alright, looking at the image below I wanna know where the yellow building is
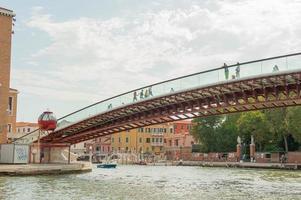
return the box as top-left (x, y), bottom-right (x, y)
top-left (111, 123), bottom-right (174, 154)
top-left (0, 7), bottom-right (16, 143)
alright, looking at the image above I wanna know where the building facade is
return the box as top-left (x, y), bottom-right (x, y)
top-left (7, 88), bottom-right (18, 134)
top-left (7, 122), bottom-right (38, 142)
top-left (0, 7), bottom-right (15, 143)
top-left (109, 121), bottom-right (194, 156)
top-left (164, 120), bottom-right (195, 160)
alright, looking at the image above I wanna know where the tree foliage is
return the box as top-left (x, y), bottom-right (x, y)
top-left (192, 107), bottom-right (301, 153)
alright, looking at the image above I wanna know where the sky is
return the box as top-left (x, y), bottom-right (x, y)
top-left (1, 0), bottom-right (301, 122)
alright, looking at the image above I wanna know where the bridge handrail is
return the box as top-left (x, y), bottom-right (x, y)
top-left (57, 52), bottom-right (301, 121)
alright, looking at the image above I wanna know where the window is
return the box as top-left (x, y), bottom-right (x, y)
top-left (126, 137), bottom-right (129, 143)
top-left (175, 139), bottom-right (179, 146)
top-left (7, 124), bottom-right (12, 133)
top-left (155, 138), bottom-right (159, 142)
top-left (119, 137), bottom-right (121, 143)
top-left (139, 138), bottom-right (142, 143)
top-left (164, 139), bottom-right (167, 143)
top-left (27, 128), bottom-right (30, 132)
top-left (23, 128), bottom-right (25, 133)
top-left (141, 128), bottom-right (144, 133)
top-left (126, 147), bottom-right (128, 151)
top-left (17, 128), bottom-right (20, 133)
top-left (159, 138), bottom-right (162, 143)
top-left (152, 138), bottom-right (155, 142)
top-left (112, 138), bottom-right (114, 143)
top-left (170, 128), bottom-right (173, 133)
top-left (146, 138), bottom-right (150, 143)
top-left (8, 97), bottom-right (13, 115)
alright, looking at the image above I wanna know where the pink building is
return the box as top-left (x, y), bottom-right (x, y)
top-left (164, 120), bottom-right (195, 148)
top-left (85, 135), bottom-right (111, 155)
top-left (164, 120), bottom-right (196, 160)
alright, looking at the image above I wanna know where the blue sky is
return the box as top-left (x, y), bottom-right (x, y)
top-left (1, 0), bottom-right (301, 122)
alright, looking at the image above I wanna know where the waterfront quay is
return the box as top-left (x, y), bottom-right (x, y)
top-left (0, 162), bottom-right (91, 176)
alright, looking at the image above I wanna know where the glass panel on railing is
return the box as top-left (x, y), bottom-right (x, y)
top-left (239, 62), bottom-right (262, 78)
top-left (261, 57), bottom-right (287, 74)
top-left (199, 70), bottom-right (220, 86)
top-left (163, 79), bottom-right (182, 94)
top-left (287, 55), bottom-right (301, 70)
top-left (179, 74), bottom-right (199, 91)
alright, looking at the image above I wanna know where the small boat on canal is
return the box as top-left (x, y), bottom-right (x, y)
top-left (97, 163), bottom-right (117, 168)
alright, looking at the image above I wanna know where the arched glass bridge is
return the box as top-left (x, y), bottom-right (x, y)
top-left (14, 53), bottom-right (301, 144)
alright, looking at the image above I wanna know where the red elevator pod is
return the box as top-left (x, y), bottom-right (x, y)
top-left (38, 111), bottom-right (57, 131)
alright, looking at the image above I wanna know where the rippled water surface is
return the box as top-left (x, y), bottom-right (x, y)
top-left (0, 165), bottom-right (301, 200)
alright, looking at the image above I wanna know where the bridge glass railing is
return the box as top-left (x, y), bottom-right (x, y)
top-left (51, 53), bottom-right (301, 131)
top-left (13, 53), bottom-right (301, 144)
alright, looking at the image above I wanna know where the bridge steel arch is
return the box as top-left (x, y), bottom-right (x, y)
top-left (41, 70), bottom-right (301, 144)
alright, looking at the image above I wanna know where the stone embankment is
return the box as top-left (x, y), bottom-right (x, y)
top-left (146, 161), bottom-right (301, 170)
top-left (0, 162), bottom-right (92, 176)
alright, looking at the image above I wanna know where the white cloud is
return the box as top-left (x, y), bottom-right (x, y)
top-left (13, 0), bottom-right (301, 120)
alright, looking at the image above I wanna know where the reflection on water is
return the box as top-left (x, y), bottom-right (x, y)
top-left (0, 165), bottom-right (300, 200)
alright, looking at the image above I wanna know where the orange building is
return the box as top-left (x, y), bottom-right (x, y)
top-left (0, 7), bottom-right (16, 143)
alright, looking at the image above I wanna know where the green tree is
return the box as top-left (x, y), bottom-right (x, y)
top-left (287, 107), bottom-right (301, 144)
top-left (265, 108), bottom-right (290, 152)
top-left (237, 111), bottom-right (270, 151)
top-left (191, 115), bottom-right (223, 152)
top-left (215, 113), bottom-right (240, 152)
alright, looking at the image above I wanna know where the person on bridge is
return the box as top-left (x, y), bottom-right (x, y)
top-left (273, 65), bottom-right (279, 72)
top-left (224, 63), bottom-right (229, 80)
top-left (133, 91), bottom-right (138, 102)
top-left (144, 89), bottom-right (149, 98)
top-left (140, 89), bottom-right (144, 99)
top-left (149, 86), bottom-right (153, 97)
top-left (236, 62), bottom-right (240, 78)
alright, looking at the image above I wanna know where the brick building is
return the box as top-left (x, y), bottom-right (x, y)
top-left (0, 7), bottom-right (16, 143)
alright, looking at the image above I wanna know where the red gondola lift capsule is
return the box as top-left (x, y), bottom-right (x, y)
top-left (38, 111), bottom-right (57, 131)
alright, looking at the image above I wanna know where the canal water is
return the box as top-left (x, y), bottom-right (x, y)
top-left (0, 165), bottom-right (300, 200)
